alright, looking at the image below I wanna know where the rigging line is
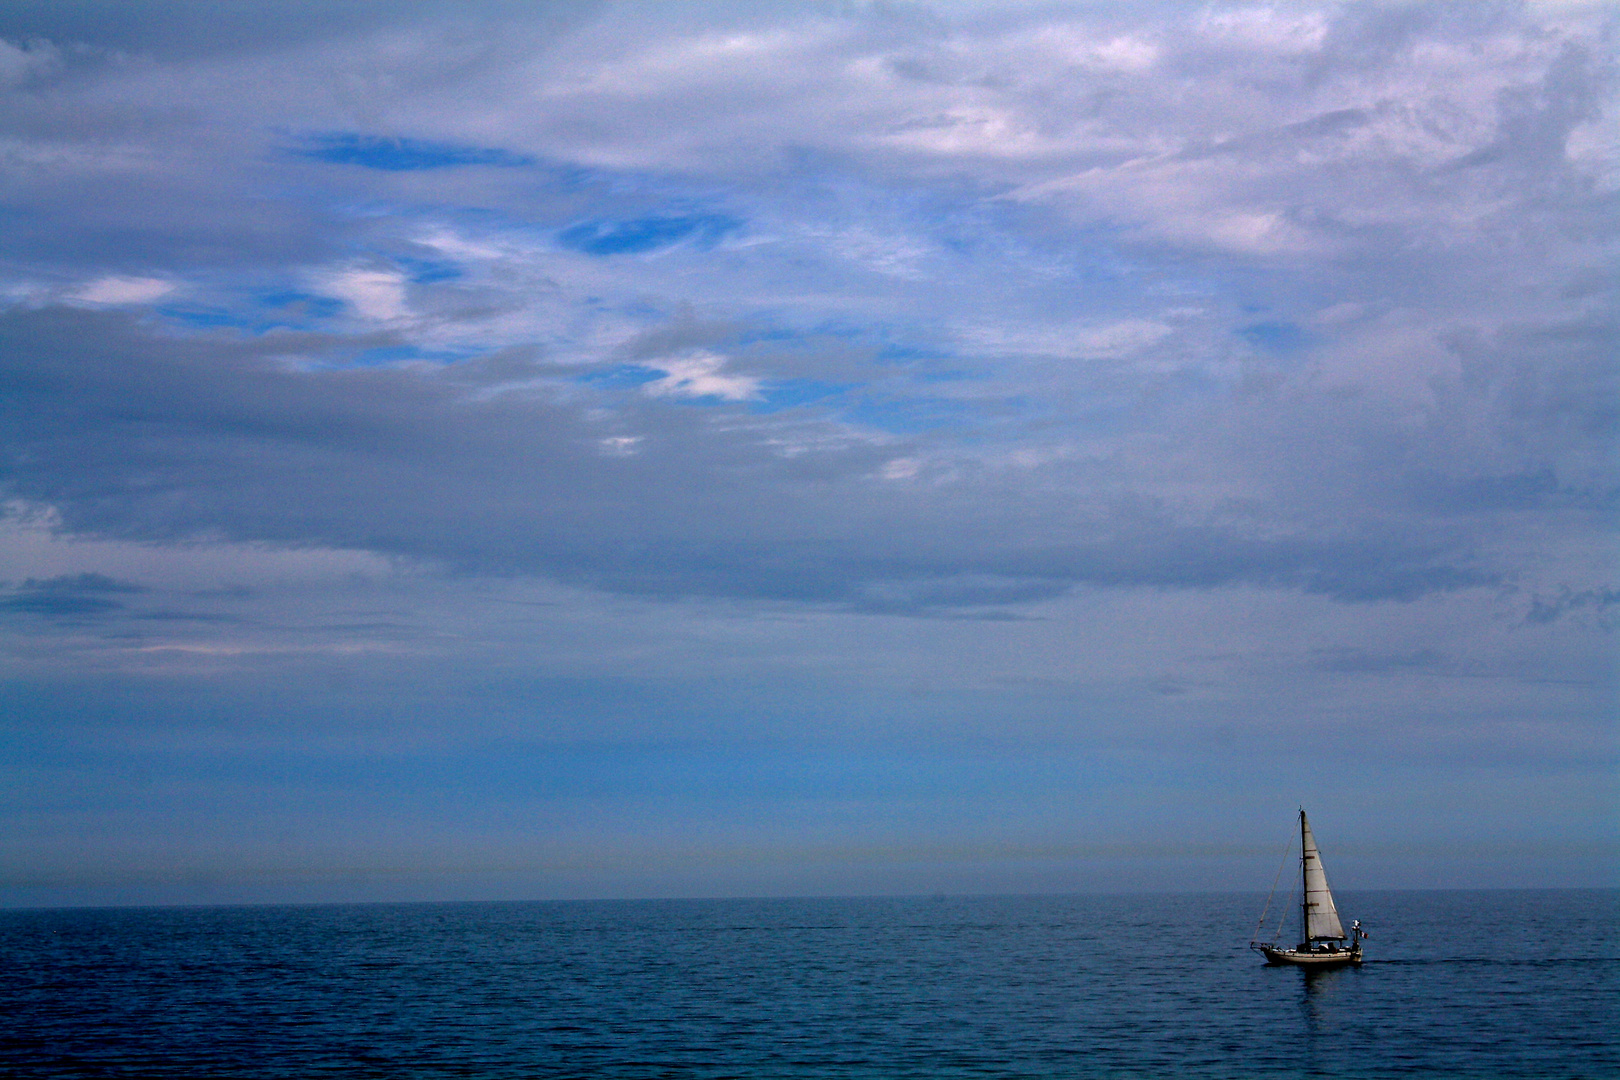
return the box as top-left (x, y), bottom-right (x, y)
top-left (1251, 833), bottom-right (1295, 944)
top-left (1276, 882), bottom-right (1296, 943)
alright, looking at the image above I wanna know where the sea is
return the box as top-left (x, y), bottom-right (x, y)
top-left (1, 889), bottom-right (1614, 1079)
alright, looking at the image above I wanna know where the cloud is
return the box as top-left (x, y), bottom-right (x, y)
top-left (0, 2), bottom-right (1613, 900)
top-left (69, 276), bottom-right (176, 305)
top-left (1311, 647), bottom-right (1446, 674)
top-left (1525, 587), bottom-right (1620, 628)
top-left (641, 350), bottom-right (760, 401)
top-left (0, 3), bottom-right (1607, 627)
top-left (0, 571), bottom-right (144, 618)
top-left (0, 306), bottom-right (1526, 615)
top-left (314, 268), bottom-right (410, 323)
top-left (0, 36), bottom-right (58, 87)
top-left (960, 319), bottom-right (1173, 359)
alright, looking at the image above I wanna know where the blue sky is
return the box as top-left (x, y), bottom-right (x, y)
top-left (0, 1), bottom-right (1614, 906)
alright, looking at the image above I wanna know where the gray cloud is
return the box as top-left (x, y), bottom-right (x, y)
top-left (1311, 646), bottom-right (1447, 675)
top-left (1525, 586), bottom-right (1620, 627)
top-left (0, 570), bottom-right (144, 617)
top-left (0, 306), bottom-right (1517, 614)
top-left (0, 2), bottom-right (1608, 620)
top-left (0, 1), bottom-right (1613, 901)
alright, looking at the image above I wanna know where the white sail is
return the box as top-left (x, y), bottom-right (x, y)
top-left (1301, 813), bottom-right (1346, 940)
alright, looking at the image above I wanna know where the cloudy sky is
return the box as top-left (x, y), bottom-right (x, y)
top-left (0, 1), bottom-right (1614, 906)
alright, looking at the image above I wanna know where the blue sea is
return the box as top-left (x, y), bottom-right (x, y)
top-left (2, 890), bottom-right (1615, 1078)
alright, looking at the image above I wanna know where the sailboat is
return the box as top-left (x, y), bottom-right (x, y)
top-left (1250, 809), bottom-right (1368, 967)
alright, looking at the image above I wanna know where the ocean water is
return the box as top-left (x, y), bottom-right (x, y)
top-left (1, 890), bottom-right (1614, 1079)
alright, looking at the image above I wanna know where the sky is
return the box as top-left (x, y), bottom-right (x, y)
top-left (0, 0), bottom-right (1614, 907)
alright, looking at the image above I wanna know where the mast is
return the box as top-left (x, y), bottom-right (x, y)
top-left (1299, 807), bottom-right (1309, 947)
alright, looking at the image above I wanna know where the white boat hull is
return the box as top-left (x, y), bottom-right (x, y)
top-left (1259, 944), bottom-right (1361, 968)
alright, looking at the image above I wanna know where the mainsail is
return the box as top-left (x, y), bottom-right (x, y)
top-left (1301, 812), bottom-right (1346, 940)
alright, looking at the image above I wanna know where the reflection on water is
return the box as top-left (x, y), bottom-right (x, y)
top-left (1298, 963), bottom-right (1354, 1073)
top-left (1255, 963), bottom-right (1353, 1078)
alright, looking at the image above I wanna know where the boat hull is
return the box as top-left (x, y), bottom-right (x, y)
top-left (1259, 945), bottom-right (1361, 968)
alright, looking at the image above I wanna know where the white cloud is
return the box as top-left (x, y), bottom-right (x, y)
top-left (879, 105), bottom-right (1052, 159)
top-left (642, 351), bottom-right (760, 401)
top-left (959, 319), bottom-right (1173, 359)
top-left (814, 224), bottom-right (936, 279)
top-left (599, 435), bottom-right (642, 456)
top-left (416, 229), bottom-right (506, 264)
top-left (316, 267), bottom-right (410, 322)
top-left (880, 457), bottom-right (921, 481)
top-left (1019, 25), bottom-right (1162, 72)
top-left (1195, 6), bottom-right (1329, 53)
top-left (69, 276), bottom-right (176, 305)
top-left (602, 27), bottom-right (813, 94)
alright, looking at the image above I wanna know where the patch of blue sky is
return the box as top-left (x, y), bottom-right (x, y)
top-left (155, 291), bottom-right (345, 334)
top-left (557, 214), bottom-right (741, 256)
top-left (578, 364), bottom-right (664, 390)
top-left (843, 393), bottom-right (980, 435)
top-left (1238, 320), bottom-right (1311, 353)
top-left (877, 344), bottom-right (952, 363)
top-left (59, 740), bottom-right (1131, 812)
top-left (797, 319), bottom-right (872, 341)
top-left (748, 380), bottom-right (853, 415)
top-left (392, 256), bottom-right (462, 284)
top-left (292, 132), bottom-right (535, 171)
top-left (726, 326), bottom-right (815, 346)
top-left (154, 304), bottom-right (252, 330)
top-left (350, 345), bottom-right (465, 367)
top-left (257, 291), bottom-right (346, 321)
top-left (867, 343), bottom-right (983, 386)
top-left (912, 367), bottom-right (980, 385)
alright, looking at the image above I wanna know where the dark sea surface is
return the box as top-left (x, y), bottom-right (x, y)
top-left (1, 890), bottom-right (1615, 1079)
